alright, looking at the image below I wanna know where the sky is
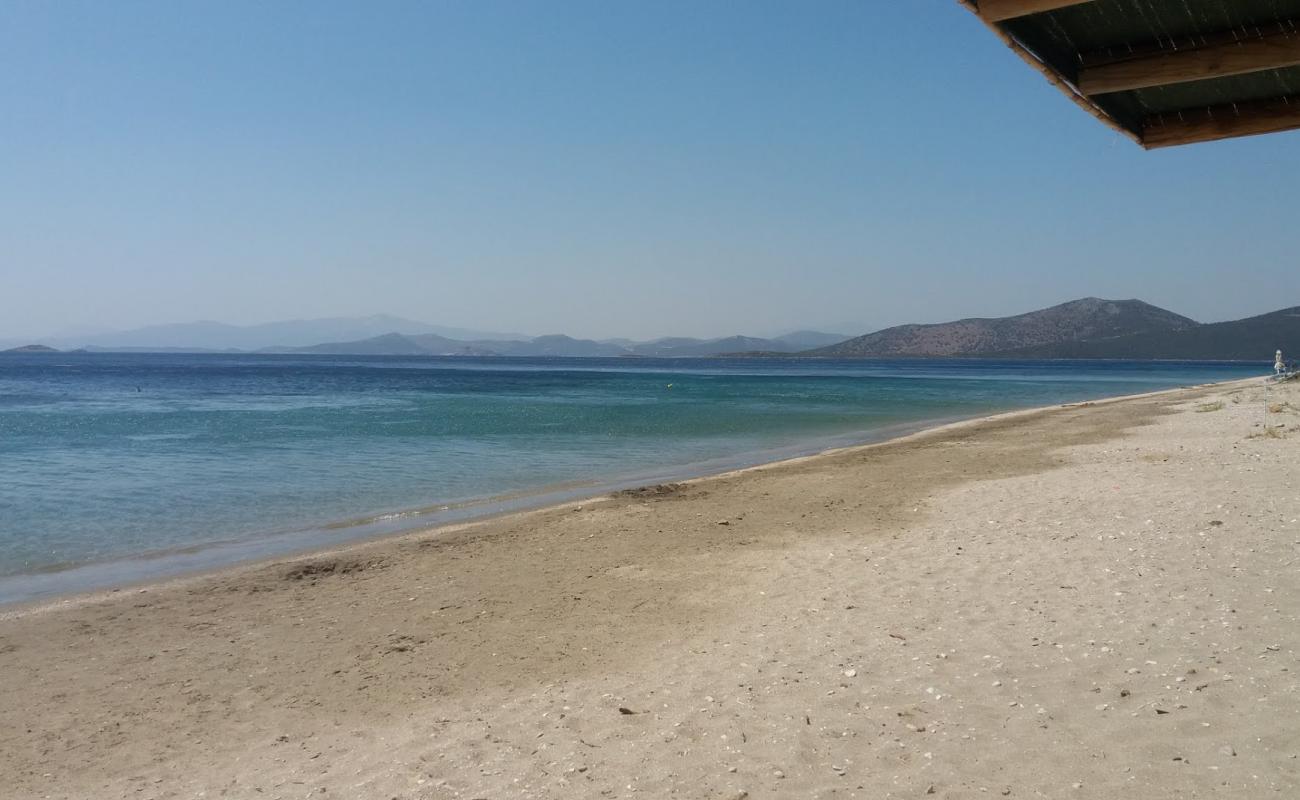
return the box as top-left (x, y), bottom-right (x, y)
top-left (2, 1), bottom-right (1298, 342)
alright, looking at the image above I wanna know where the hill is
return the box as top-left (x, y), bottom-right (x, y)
top-left (993, 307), bottom-right (1300, 361)
top-left (807, 298), bottom-right (1198, 358)
top-left (1, 344), bottom-right (59, 353)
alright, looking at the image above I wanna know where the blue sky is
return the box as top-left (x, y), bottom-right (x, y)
top-left (2, 0), bottom-right (1297, 341)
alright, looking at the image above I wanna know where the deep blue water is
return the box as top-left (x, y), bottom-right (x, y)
top-left (0, 353), bottom-right (1265, 602)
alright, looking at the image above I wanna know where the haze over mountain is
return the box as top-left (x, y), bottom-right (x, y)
top-left (0, 316), bottom-right (528, 353)
top-left (808, 299), bottom-right (1198, 358)
top-left (268, 333), bottom-right (497, 357)
top-left (772, 330), bottom-right (856, 350)
top-left (1, 315), bottom-right (850, 357)
top-left (4, 300), bottom-right (1294, 361)
top-left (264, 332), bottom-right (847, 358)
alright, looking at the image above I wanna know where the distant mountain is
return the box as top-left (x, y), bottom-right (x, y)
top-left (406, 334), bottom-right (499, 356)
top-left (5, 312), bottom-right (855, 357)
top-left (267, 332), bottom-right (626, 357)
top-left (268, 332), bottom-right (498, 356)
top-left (629, 336), bottom-right (780, 357)
top-left (772, 330), bottom-right (851, 349)
top-left (32, 315), bottom-right (529, 352)
top-left (78, 345), bottom-right (238, 353)
top-left (624, 337), bottom-right (702, 356)
top-left (26, 301), bottom-right (1284, 361)
top-left (489, 334), bottom-right (629, 357)
top-left (993, 306), bottom-right (1300, 361)
top-left (1, 344), bottom-right (59, 353)
top-left (625, 332), bottom-right (847, 357)
top-left (264, 331), bottom-right (850, 358)
top-left (808, 299), bottom-right (1198, 358)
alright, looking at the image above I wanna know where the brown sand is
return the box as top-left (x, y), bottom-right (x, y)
top-left (1, 379), bottom-right (1297, 799)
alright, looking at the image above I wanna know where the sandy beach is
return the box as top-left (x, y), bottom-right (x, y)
top-left (2, 377), bottom-right (1297, 799)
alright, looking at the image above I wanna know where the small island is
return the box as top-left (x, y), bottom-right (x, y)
top-left (1, 344), bottom-right (59, 353)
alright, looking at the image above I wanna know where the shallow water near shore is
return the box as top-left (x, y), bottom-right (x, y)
top-left (0, 353), bottom-right (1263, 603)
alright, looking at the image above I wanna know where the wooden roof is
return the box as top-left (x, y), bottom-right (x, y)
top-left (963, 1), bottom-right (1300, 147)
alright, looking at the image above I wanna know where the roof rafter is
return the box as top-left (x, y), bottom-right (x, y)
top-left (1143, 95), bottom-right (1300, 148)
top-left (976, 0), bottom-right (1094, 23)
top-left (1079, 26), bottom-right (1300, 95)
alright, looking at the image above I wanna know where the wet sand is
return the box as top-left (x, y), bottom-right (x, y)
top-left (1, 377), bottom-right (1296, 799)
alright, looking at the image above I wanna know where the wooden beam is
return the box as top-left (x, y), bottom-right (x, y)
top-left (1080, 29), bottom-right (1300, 95)
top-left (1142, 95), bottom-right (1300, 148)
top-left (977, 0), bottom-right (1093, 23)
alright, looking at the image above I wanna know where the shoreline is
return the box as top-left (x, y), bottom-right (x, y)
top-left (2, 374), bottom-right (1295, 799)
top-left (0, 375), bottom-right (1257, 619)
top-left (0, 414), bottom-right (967, 611)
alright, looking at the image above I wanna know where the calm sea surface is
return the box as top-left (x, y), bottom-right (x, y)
top-left (0, 353), bottom-right (1264, 603)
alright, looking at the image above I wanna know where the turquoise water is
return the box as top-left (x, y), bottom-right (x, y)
top-left (0, 353), bottom-right (1263, 603)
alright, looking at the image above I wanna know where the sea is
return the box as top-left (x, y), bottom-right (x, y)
top-left (0, 352), bottom-right (1265, 604)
